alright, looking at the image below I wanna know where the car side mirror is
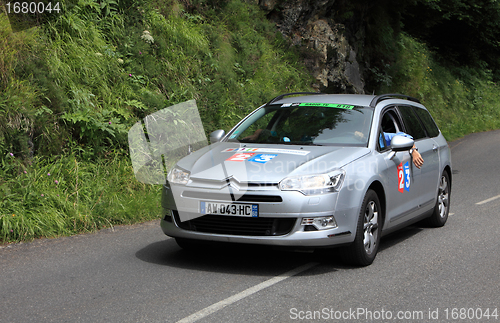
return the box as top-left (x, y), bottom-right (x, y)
top-left (210, 129), bottom-right (225, 144)
top-left (388, 135), bottom-right (414, 160)
top-left (391, 135), bottom-right (414, 151)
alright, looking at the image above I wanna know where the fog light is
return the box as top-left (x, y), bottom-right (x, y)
top-left (301, 216), bottom-right (337, 230)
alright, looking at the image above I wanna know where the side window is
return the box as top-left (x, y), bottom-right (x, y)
top-left (381, 113), bottom-right (398, 133)
top-left (414, 107), bottom-right (440, 138)
top-left (398, 105), bottom-right (427, 140)
top-left (378, 109), bottom-right (402, 150)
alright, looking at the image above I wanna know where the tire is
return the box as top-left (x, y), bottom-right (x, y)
top-left (341, 189), bottom-right (382, 266)
top-left (426, 171), bottom-right (450, 227)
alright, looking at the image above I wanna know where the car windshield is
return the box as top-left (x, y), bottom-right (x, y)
top-left (227, 103), bottom-right (373, 146)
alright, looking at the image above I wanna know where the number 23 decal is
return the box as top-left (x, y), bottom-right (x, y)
top-left (397, 161), bottom-right (411, 193)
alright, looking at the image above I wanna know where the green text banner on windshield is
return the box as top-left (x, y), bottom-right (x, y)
top-left (298, 103), bottom-right (354, 109)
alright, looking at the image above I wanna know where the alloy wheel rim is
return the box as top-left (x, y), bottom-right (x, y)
top-left (438, 175), bottom-right (449, 218)
top-left (363, 201), bottom-right (379, 255)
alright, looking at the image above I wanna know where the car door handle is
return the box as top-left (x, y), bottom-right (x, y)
top-left (433, 145), bottom-right (438, 152)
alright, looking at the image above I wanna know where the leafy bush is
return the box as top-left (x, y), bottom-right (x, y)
top-left (380, 34), bottom-right (500, 141)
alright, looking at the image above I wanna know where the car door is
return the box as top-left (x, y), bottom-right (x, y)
top-left (412, 106), bottom-right (442, 208)
top-left (398, 105), bottom-right (440, 211)
top-left (377, 108), bottom-right (422, 228)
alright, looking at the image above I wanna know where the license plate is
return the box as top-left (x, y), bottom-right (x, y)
top-left (200, 201), bottom-right (258, 217)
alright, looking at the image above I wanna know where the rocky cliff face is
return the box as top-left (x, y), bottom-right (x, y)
top-left (257, 0), bottom-right (366, 94)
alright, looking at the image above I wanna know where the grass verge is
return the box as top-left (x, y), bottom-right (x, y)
top-left (0, 152), bottom-right (160, 243)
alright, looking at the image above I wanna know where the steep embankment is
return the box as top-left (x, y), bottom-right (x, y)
top-left (2, 0), bottom-right (500, 243)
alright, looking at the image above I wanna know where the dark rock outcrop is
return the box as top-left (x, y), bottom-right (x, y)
top-left (259, 0), bottom-right (366, 94)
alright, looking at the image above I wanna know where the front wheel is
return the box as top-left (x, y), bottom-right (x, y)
top-left (341, 189), bottom-right (382, 266)
top-left (426, 171), bottom-right (450, 227)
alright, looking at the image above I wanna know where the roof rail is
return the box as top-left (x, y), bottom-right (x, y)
top-left (267, 92), bottom-right (323, 105)
top-left (369, 94), bottom-right (420, 107)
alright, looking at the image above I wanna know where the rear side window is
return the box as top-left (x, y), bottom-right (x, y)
top-left (398, 106), bottom-right (427, 140)
top-left (414, 108), bottom-right (440, 138)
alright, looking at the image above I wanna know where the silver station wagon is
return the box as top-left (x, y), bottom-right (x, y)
top-left (160, 93), bottom-right (452, 265)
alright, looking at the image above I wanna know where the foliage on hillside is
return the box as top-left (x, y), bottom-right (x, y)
top-left (2, 0), bottom-right (500, 242)
top-left (331, 0), bottom-right (500, 139)
top-left (1, 0), bottom-right (312, 160)
top-left (379, 34), bottom-right (500, 140)
top-left (0, 0), bottom-right (312, 242)
top-left (331, 0), bottom-right (500, 82)
top-left (403, 0), bottom-right (500, 76)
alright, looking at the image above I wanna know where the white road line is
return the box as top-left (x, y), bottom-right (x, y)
top-left (476, 194), bottom-right (500, 205)
top-left (176, 262), bottom-right (319, 323)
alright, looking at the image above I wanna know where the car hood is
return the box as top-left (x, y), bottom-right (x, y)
top-left (176, 142), bottom-right (370, 184)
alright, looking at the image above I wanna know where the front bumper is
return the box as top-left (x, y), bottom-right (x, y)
top-left (160, 184), bottom-right (358, 248)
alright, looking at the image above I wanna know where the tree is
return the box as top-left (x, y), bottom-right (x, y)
top-left (403, 0), bottom-right (500, 77)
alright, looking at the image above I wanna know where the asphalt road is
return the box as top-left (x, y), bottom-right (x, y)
top-left (1, 130), bottom-right (500, 323)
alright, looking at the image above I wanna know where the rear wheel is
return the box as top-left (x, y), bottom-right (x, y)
top-left (426, 171), bottom-right (450, 227)
top-left (341, 189), bottom-right (381, 266)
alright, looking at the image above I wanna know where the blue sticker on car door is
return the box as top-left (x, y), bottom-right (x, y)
top-left (404, 161), bottom-right (410, 192)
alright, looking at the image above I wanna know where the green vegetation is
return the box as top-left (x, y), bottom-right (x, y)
top-left (0, 0), bottom-right (311, 243)
top-left (334, 0), bottom-right (500, 140)
top-left (379, 34), bottom-right (500, 140)
top-left (1, 152), bottom-right (160, 241)
top-left (2, 0), bottom-right (500, 243)
top-left (402, 0), bottom-right (500, 74)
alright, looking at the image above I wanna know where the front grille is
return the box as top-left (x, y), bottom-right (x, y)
top-left (182, 191), bottom-right (283, 203)
top-left (173, 211), bottom-right (295, 236)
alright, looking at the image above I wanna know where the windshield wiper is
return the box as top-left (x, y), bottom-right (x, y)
top-left (282, 141), bottom-right (322, 146)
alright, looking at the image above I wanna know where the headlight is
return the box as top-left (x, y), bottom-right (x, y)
top-left (167, 166), bottom-right (190, 185)
top-left (279, 170), bottom-right (345, 195)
